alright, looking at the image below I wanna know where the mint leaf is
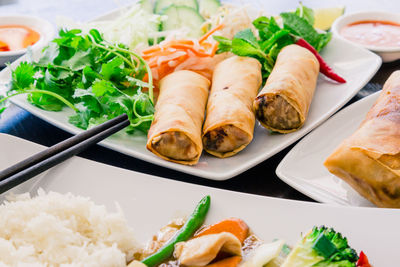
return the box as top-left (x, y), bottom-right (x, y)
top-left (253, 16), bottom-right (281, 40)
top-left (231, 29), bottom-right (266, 59)
top-left (259, 29), bottom-right (291, 52)
top-left (281, 12), bottom-right (321, 49)
top-left (213, 36), bottom-right (232, 53)
top-left (231, 39), bottom-right (265, 58)
top-left (234, 29), bottom-right (259, 48)
top-left (316, 31), bottom-right (332, 51)
top-left (295, 3), bottom-right (315, 25)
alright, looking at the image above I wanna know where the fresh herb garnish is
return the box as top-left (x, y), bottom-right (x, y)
top-left (214, 4), bottom-right (332, 81)
top-left (2, 29), bottom-right (154, 134)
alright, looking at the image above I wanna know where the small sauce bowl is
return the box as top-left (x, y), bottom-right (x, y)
top-left (331, 11), bottom-right (400, 62)
top-left (0, 15), bottom-right (55, 66)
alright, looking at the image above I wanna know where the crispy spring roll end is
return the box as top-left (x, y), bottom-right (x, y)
top-left (150, 132), bottom-right (198, 161)
top-left (254, 94), bottom-right (302, 132)
top-left (203, 124), bottom-right (251, 157)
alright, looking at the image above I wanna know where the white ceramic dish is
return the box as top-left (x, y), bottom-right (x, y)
top-left (0, 15), bottom-right (55, 66)
top-left (0, 8), bottom-right (381, 180)
top-left (276, 92), bottom-right (380, 207)
top-left (0, 133), bottom-right (398, 266)
top-left (331, 11), bottom-right (400, 62)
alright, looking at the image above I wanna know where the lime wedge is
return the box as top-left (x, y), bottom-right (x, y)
top-left (313, 7), bottom-right (345, 30)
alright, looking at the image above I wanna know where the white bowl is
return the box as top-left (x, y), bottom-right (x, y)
top-left (0, 15), bottom-right (55, 66)
top-left (331, 11), bottom-right (400, 63)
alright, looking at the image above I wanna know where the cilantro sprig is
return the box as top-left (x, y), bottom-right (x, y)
top-left (214, 4), bottom-right (332, 81)
top-left (2, 29), bottom-right (154, 134)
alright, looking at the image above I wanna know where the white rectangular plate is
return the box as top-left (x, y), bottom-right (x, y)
top-left (0, 7), bottom-right (382, 180)
top-left (0, 133), bottom-right (398, 266)
top-left (276, 92), bottom-right (380, 207)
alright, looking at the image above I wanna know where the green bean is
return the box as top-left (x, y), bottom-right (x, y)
top-left (141, 195), bottom-right (211, 267)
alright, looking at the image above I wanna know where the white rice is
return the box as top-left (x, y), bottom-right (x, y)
top-left (0, 189), bottom-right (140, 267)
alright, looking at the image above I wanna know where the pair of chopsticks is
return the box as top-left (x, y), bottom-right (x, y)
top-left (0, 114), bottom-right (130, 194)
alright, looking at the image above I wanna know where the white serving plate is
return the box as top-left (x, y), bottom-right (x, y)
top-left (276, 92), bottom-right (380, 207)
top-left (0, 7), bottom-right (382, 180)
top-left (0, 133), bottom-right (398, 266)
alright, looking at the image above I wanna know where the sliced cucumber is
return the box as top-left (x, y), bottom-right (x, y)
top-left (161, 5), bottom-right (205, 37)
top-left (139, 0), bottom-right (153, 13)
top-left (154, 0), bottom-right (198, 14)
top-left (199, 0), bottom-right (221, 18)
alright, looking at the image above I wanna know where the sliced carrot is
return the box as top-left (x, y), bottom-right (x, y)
top-left (199, 24), bottom-right (225, 43)
top-left (206, 256), bottom-right (242, 267)
top-left (194, 218), bottom-right (249, 244)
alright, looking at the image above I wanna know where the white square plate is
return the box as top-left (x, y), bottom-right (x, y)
top-left (1, 133), bottom-right (398, 266)
top-left (0, 8), bottom-right (381, 180)
top-left (276, 92), bottom-right (380, 207)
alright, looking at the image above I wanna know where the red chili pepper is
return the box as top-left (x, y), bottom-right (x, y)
top-left (356, 251), bottom-right (372, 267)
top-left (295, 38), bottom-right (346, 83)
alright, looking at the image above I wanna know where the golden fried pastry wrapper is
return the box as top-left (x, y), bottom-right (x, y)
top-left (253, 44), bottom-right (319, 133)
top-left (202, 56), bottom-right (262, 158)
top-left (325, 71), bottom-right (400, 208)
top-left (146, 70), bottom-right (210, 165)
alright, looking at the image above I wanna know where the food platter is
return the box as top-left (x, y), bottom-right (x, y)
top-left (276, 92), bottom-right (380, 207)
top-left (1, 33), bottom-right (381, 180)
top-left (1, 132), bottom-right (399, 266)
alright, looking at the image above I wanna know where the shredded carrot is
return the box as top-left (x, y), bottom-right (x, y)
top-left (194, 218), bottom-right (249, 244)
top-left (140, 24), bottom-right (225, 90)
top-left (205, 256), bottom-right (242, 267)
top-left (199, 24), bottom-right (224, 43)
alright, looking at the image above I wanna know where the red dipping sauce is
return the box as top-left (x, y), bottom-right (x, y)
top-left (340, 20), bottom-right (400, 48)
top-left (0, 25), bottom-right (40, 52)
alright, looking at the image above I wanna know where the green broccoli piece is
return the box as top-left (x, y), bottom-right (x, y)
top-left (282, 226), bottom-right (358, 267)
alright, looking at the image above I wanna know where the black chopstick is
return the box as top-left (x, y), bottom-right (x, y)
top-left (0, 114), bottom-right (128, 181)
top-left (0, 115), bottom-right (130, 194)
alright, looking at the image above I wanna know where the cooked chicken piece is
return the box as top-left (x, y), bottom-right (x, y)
top-left (141, 218), bottom-right (185, 259)
top-left (174, 232), bottom-right (242, 266)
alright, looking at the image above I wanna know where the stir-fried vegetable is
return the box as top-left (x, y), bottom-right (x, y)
top-left (2, 29), bottom-right (154, 133)
top-left (141, 195), bottom-right (211, 267)
top-left (214, 4), bottom-right (336, 82)
top-left (194, 217), bottom-right (249, 243)
top-left (281, 226), bottom-right (358, 267)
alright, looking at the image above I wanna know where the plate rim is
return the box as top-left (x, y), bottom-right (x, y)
top-left (275, 91), bottom-right (381, 206)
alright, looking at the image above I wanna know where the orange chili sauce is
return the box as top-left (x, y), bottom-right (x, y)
top-left (0, 25), bottom-right (40, 52)
top-left (340, 20), bottom-right (400, 47)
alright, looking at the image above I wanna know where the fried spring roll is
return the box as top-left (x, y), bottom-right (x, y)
top-left (146, 70), bottom-right (210, 165)
top-left (202, 56), bottom-right (262, 158)
top-left (324, 71), bottom-right (400, 208)
top-left (253, 44), bottom-right (320, 133)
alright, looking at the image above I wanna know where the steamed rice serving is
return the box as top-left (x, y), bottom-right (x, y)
top-left (0, 190), bottom-right (139, 267)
